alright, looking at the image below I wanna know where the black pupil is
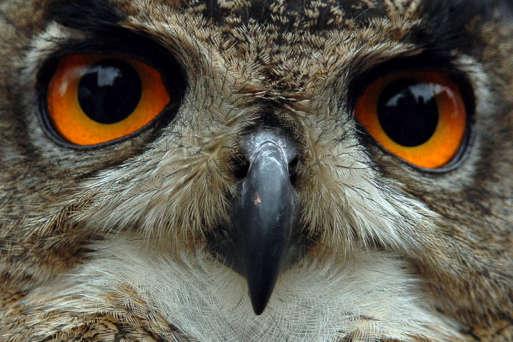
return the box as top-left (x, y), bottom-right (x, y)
top-left (78, 60), bottom-right (142, 124)
top-left (377, 79), bottom-right (440, 147)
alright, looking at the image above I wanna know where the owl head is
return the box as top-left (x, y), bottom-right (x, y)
top-left (1, 0), bottom-right (512, 340)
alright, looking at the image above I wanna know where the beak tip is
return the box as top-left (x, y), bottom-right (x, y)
top-left (252, 303), bottom-right (267, 316)
top-left (246, 269), bottom-right (278, 315)
top-left (249, 286), bottom-right (273, 315)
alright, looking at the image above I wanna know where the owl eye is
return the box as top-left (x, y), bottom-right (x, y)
top-left (46, 54), bottom-right (171, 146)
top-left (354, 71), bottom-right (468, 170)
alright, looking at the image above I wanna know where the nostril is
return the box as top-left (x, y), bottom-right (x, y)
top-left (232, 154), bottom-right (250, 180)
top-left (288, 156), bottom-right (299, 186)
top-left (238, 128), bottom-right (300, 184)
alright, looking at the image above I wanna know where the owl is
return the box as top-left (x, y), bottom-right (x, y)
top-left (0, 0), bottom-right (512, 340)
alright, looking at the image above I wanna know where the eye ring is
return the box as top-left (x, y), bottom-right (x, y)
top-left (39, 52), bottom-right (185, 149)
top-left (354, 70), bottom-right (471, 171)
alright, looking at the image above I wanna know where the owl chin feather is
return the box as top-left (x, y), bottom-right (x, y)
top-left (19, 237), bottom-right (461, 341)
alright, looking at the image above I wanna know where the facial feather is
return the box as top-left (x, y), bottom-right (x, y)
top-left (0, 0), bottom-right (512, 340)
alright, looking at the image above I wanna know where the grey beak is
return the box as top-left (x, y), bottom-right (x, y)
top-left (232, 130), bottom-right (298, 315)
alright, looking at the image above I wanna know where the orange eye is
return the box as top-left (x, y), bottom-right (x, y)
top-left (355, 71), bottom-right (468, 169)
top-left (47, 54), bottom-right (171, 146)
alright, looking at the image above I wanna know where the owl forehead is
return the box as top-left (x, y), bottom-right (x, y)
top-left (123, 0), bottom-right (414, 31)
top-left (39, 0), bottom-right (486, 90)
top-left (182, 0), bottom-right (392, 31)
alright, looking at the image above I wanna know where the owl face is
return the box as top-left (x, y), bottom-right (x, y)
top-left (1, 0), bottom-right (512, 340)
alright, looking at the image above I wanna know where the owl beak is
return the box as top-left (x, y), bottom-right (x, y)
top-left (233, 130), bottom-right (298, 315)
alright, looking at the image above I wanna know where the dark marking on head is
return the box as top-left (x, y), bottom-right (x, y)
top-left (414, 0), bottom-right (492, 54)
top-left (196, 0), bottom-right (387, 32)
top-left (497, 0), bottom-right (513, 20)
top-left (45, 0), bottom-right (125, 31)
